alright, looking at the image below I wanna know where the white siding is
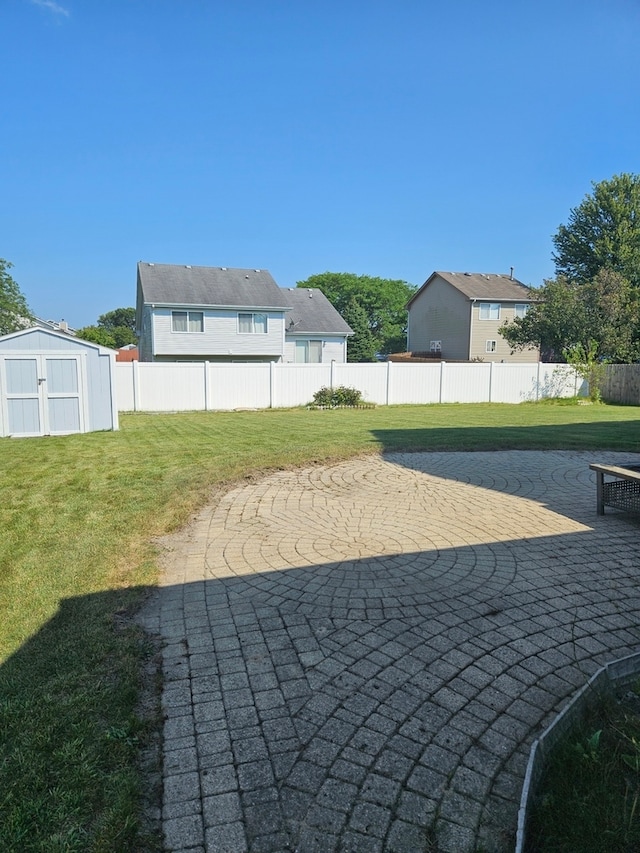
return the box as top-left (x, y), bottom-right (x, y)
top-left (151, 308), bottom-right (286, 359)
top-left (283, 336), bottom-right (347, 363)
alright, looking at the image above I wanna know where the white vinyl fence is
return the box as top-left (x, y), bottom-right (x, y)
top-left (115, 361), bottom-right (583, 412)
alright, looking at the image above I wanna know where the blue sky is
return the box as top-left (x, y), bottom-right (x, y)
top-left (2, 0), bottom-right (639, 328)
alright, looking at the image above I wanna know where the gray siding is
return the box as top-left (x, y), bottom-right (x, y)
top-left (150, 308), bottom-right (285, 360)
top-left (139, 305), bottom-right (153, 362)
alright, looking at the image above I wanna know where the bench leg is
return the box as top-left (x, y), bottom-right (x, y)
top-left (596, 470), bottom-right (604, 515)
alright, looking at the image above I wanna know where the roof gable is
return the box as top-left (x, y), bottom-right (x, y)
top-left (0, 326), bottom-right (114, 353)
top-left (284, 289), bottom-right (353, 336)
top-left (137, 263), bottom-right (290, 309)
top-left (408, 271), bottom-right (532, 307)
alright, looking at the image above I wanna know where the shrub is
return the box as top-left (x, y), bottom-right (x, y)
top-left (310, 385), bottom-right (364, 408)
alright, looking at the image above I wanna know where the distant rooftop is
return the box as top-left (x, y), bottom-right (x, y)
top-left (408, 271), bottom-right (532, 307)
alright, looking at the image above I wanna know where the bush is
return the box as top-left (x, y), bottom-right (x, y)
top-left (310, 385), bottom-right (364, 407)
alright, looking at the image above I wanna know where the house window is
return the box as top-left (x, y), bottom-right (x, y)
top-left (514, 303), bottom-right (529, 318)
top-left (172, 311), bottom-right (204, 332)
top-left (295, 340), bottom-right (323, 363)
top-left (430, 340), bottom-right (442, 352)
top-left (486, 340), bottom-right (497, 353)
top-left (479, 303), bottom-right (500, 320)
top-left (238, 312), bottom-right (268, 334)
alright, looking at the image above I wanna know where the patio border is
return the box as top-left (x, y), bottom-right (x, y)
top-left (515, 650), bottom-right (640, 852)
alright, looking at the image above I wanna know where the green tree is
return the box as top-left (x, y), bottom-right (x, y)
top-left (297, 272), bottom-right (416, 355)
top-left (75, 325), bottom-right (117, 348)
top-left (76, 307), bottom-right (137, 348)
top-left (97, 307), bottom-right (136, 347)
top-left (98, 307), bottom-right (135, 332)
top-left (564, 340), bottom-right (606, 402)
top-left (341, 297), bottom-right (377, 362)
top-left (553, 173), bottom-right (640, 288)
top-left (0, 258), bottom-right (33, 336)
top-left (501, 270), bottom-right (640, 363)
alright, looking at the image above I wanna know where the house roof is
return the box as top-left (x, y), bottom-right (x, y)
top-left (284, 289), bottom-right (353, 336)
top-left (407, 271), bottom-right (532, 307)
top-left (137, 263), bottom-right (291, 309)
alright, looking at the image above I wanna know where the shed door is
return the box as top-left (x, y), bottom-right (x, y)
top-left (1, 355), bottom-right (85, 436)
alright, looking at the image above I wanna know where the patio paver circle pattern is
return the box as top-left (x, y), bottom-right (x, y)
top-left (142, 450), bottom-right (640, 853)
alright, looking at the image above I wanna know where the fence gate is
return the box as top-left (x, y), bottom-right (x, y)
top-left (0, 354), bottom-right (87, 437)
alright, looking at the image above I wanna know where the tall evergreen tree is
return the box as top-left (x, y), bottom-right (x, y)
top-left (342, 297), bottom-right (377, 362)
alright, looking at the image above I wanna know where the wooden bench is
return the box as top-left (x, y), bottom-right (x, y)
top-left (589, 463), bottom-right (640, 515)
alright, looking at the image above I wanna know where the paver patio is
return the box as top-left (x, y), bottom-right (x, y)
top-left (140, 450), bottom-right (640, 852)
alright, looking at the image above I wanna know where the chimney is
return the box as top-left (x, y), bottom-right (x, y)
top-left (59, 320), bottom-right (68, 332)
top-left (509, 267), bottom-right (514, 281)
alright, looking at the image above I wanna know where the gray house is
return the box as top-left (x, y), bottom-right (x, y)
top-left (0, 327), bottom-right (118, 437)
top-left (136, 263), bottom-right (352, 363)
top-left (282, 287), bottom-right (353, 363)
top-left (407, 271), bottom-right (539, 362)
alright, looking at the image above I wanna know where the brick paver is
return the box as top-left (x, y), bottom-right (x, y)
top-left (140, 450), bottom-right (640, 852)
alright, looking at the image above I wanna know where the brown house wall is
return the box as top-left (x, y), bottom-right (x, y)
top-left (408, 277), bottom-right (471, 359)
top-left (408, 275), bottom-right (539, 362)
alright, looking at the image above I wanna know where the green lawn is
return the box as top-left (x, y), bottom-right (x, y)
top-left (1, 402), bottom-right (639, 851)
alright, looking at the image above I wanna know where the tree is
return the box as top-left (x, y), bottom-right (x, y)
top-left (501, 270), bottom-right (640, 363)
top-left (341, 297), bottom-right (377, 362)
top-left (553, 173), bottom-right (640, 289)
top-left (564, 340), bottom-right (606, 403)
top-left (0, 258), bottom-right (33, 336)
top-left (75, 325), bottom-right (118, 348)
top-left (98, 307), bottom-right (135, 333)
top-left (77, 306), bottom-right (137, 349)
top-left (97, 307), bottom-right (136, 348)
top-left (296, 272), bottom-right (416, 356)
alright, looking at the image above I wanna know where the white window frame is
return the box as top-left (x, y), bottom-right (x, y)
top-left (514, 303), bottom-right (529, 318)
top-left (485, 340), bottom-right (497, 353)
top-left (171, 310), bottom-right (204, 333)
top-left (238, 312), bottom-right (268, 334)
top-left (479, 303), bottom-right (501, 320)
top-left (430, 340), bottom-right (442, 352)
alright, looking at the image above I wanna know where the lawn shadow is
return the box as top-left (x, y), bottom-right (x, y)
top-left (371, 419), bottom-right (640, 454)
top-left (0, 586), bottom-right (162, 853)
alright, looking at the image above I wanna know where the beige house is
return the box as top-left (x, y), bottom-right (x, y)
top-left (406, 271), bottom-right (539, 363)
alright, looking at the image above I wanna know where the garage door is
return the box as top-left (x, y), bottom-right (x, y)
top-left (0, 354), bottom-right (86, 437)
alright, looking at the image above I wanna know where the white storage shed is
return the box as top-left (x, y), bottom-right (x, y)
top-left (0, 328), bottom-right (119, 437)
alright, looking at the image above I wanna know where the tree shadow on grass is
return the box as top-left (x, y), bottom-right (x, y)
top-left (0, 586), bottom-right (162, 853)
top-left (371, 420), bottom-right (640, 454)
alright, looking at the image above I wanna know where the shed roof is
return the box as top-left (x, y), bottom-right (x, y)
top-left (0, 326), bottom-right (115, 354)
top-left (284, 289), bottom-right (353, 336)
top-left (408, 271), bottom-right (532, 307)
top-left (137, 262), bottom-right (290, 309)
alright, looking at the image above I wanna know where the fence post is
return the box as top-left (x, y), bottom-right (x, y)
top-left (386, 360), bottom-right (392, 406)
top-left (204, 361), bottom-right (211, 411)
top-left (270, 361), bottom-right (276, 408)
top-left (489, 361), bottom-right (494, 403)
top-left (132, 360), bottom-right (140, 412)
top-left (536, 361), bottom-right (541, 401)
top-left (439, 361), bottom-right (446, 404)
top-left (330, 359), bottom-right (336, 390)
